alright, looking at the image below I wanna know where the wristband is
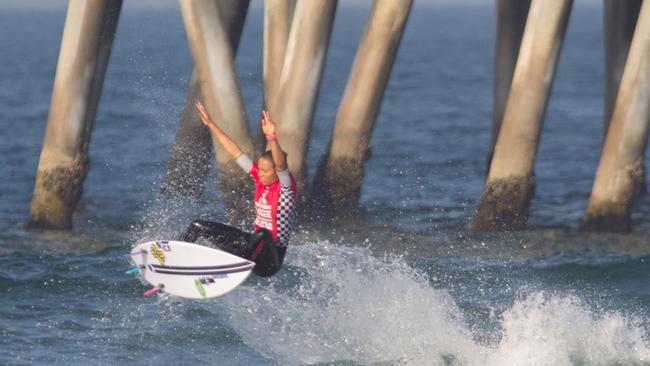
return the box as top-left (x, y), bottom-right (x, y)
top-left (266, 133), bottom-right (276, 142)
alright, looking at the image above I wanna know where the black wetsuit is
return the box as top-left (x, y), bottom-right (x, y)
top-left (180, 219), bottom-right (285, 277)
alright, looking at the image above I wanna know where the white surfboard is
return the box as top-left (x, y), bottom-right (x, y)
top-left (129, 240), bottom-right (255, 299)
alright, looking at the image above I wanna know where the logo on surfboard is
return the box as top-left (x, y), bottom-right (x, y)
top-left (150, 244), bottom-right (166, 265)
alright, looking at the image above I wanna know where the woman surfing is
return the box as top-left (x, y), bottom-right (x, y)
top-left (179, 102), bottom-right (297, 277)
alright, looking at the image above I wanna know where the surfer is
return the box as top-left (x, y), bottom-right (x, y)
top-left (180, 101), bottom-right (297, 277)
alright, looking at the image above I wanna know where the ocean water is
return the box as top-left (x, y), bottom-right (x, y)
top-left (1, 2), bottom-right (649, 365)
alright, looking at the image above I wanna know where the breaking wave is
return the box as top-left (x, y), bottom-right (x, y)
top-left (221, 242), bottom-right (650, 366)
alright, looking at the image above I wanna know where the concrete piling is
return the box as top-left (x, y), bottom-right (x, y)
top-left (259, 0), bottom-right (295, 150)
top-left (263, 0), bottom-right (295, 116)
top-left (269, 0), bottom-right (338, 193)
top-left (179, 0), bottom-right (255, 218)
top-left (313, 0), bottom-right (413, 212)
top-left (28, 0), bottom-right (122, 229)
top-left (471, 0), bottom-right (573, 231)
top-left (490, 0), bottom-right (531, 169)
top-left (160, 73), bottom-right (212, 198)
top-left (162, 0), bottom-right (249, 198)
top-left (580, 0), bottom-right (650, 232)
top-left (604, 0), bottom-right (645, 198)
top-left (604, 0), bottom-right (642, 129)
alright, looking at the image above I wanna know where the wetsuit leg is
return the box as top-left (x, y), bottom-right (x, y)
top-left (248, 228), bottom-right (283, 277)
top-left (276, 246), bottom-right (287, 266)
top-left (179, 219), bottom-right (250, 257)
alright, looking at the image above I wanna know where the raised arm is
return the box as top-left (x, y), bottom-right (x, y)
top-left (261, 110), bottom-right (287, 172)
top-left (195, 101), bottom-right (242, 158)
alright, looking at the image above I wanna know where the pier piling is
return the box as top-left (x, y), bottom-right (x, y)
top-left (269, 0), bottom-right (338, 193)
top-left (179, 0), bottom-right (255, 218)
top-left (162, 1), bottom-right (249, 198)
top-left (314, 0), bottom-right (412, 212)
top-left (260, 0), bottom-right (295, 150)
top-left (28, 0), bottom-right (122, 229)
top-left (263, 0), bottom-right (295, 116)
top-left (471, 0), bottom-right (573, 231)
top-left (604, 0), bottom-right (642, 130)
top-left (604, 0), bottom-right (645, 198)
top-left (490, 0), bottom-right (531, 169)
top-left (161, 73), bottom-right (212, 198)
top-left (580, 0), bottom-right (650, 232)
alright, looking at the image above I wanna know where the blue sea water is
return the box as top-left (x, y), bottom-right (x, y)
top-left (1, 2), bottom-right (649, 365)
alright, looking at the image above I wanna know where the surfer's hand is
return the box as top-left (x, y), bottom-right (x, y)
top-left (261, 110), bottom-right (276, 136)
top-left (195, 101), bottom-right (214, 128)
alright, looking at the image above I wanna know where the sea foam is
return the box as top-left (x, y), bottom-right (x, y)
top-left (222, 242), bottom-right (650, 366)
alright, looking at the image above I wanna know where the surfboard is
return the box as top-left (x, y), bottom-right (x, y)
top-left (129, 240), bottom-right (255, 299)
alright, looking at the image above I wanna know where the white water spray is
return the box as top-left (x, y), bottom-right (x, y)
top-left (220, 242), bottom-right (650, 366)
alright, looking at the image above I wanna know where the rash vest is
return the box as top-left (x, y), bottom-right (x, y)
top-left (236, 154), bottom-right (297, 246)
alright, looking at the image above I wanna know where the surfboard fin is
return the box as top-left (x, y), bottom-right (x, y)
top-left (124, 267), bottom-right (140, 275)
top-left (194, 278), bottom-right (207, 299)
top-left (143, 284), bottom-right (163, 297)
